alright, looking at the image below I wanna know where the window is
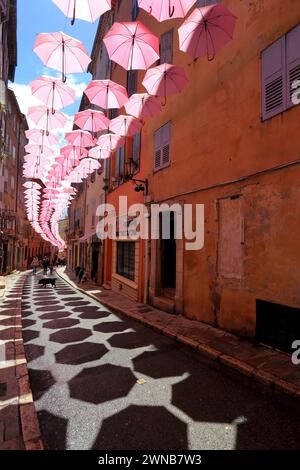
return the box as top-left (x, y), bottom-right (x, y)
top-left (10, 176), bottom-right (15, 197)
top-left (117, 242), bottom-right (135, 281)
top-left (133, 132), bottom-right (141, 172)
top-left (154, 122), bottom-right (171, 171)
top-left (127, 69), bottom-right (138, 96)
top-left (108, 109), bottom-right (119, 120)
top-left (262, 23), bottom-right (300, 120)
top-left (160, 30), bottom-right (173, 64)
top-left (131, 0), bottom-right (139, 20)
top-left (196, 0), bottom-right (219, 6)
top-left (4, 168), bottom-right (8, 193)
top-left (115, 144), bottom-right (125, 179)
top-left (105, 158), bottom-right (110, 183)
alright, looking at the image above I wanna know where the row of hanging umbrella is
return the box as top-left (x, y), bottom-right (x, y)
top-left (23, 1), bottom-right (237, 249)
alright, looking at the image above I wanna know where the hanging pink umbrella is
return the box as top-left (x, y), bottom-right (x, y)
top-left (23, 182), bottom-right (42, 189)
top-left (178, 3), bottom-right (237, 61)
top-left (65, 130), bottom-right (94, 147)
top-left (61, 145), bottom-right (88, 161)
top-left (142, 63), bottom-right (188, 104)
top-left (88, 146), bottom-right (111, 160)
top-left (103, 21), bottom-right (160, 70)
top-left (52, 0), bottom-right (112, 26)
top-left (74, 109), bottom-right (110, 133)
top-left (109, 115), bottom-right (142, 137)
top-left (84, 80), bottom-right (128, 110)
top-left (56, 155), bottom-right (80, 174)
top-left (138, 0), bottom-right (197, 21)
top-left (30, 77), bottom-right (76, 113)
top-left (33, 32), bottom-right (91, 82)
top-left (27, 106), bottom-right (67, 133)
top-left (25, 129), bottom-right (59, 147)
top-left (125, 93), bottom-right (161, 119)
top-left (79, 157), bottom-right (101, 174)
top-left (25, 144), bottom-right (55, 158)
top-left (97, 133), bottom-right (124, 152)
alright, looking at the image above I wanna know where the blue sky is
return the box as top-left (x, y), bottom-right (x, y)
top-left (13, 0), bottom-right (98, 117)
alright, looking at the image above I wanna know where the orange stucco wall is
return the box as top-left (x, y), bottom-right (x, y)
top-left (135, 0), bottom-right (300, 337)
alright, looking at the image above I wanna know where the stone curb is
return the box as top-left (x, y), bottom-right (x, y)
top-left (7, 274), bottom-right (44, 451)
top-left (57, 270), bottom-right (300, 403)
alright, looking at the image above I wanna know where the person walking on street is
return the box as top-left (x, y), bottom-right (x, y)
top-left (31, 257), bottom-right (39, 275)
top-left (42, 256), bottom-right (49, 275)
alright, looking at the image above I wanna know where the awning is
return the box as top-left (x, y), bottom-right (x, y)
top-left (79, 231), bottom-right (97, 243)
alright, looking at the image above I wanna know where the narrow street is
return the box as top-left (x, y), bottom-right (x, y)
top-left (21, 272), bottom-right (300, 451)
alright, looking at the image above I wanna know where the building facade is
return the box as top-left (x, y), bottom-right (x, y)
top-left (67, 0), bottom-right (300, 351)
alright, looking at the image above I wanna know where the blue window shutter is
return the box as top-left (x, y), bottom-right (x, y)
top-left (286, 23), bottom-right (300, 109)
top-left (261, 36), bottom-right (286, 120)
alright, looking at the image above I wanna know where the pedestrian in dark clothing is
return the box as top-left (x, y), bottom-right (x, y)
top-left (78, 268), bottom-right (85, 283)
top-left (42, 257), bottom-right (49, 275)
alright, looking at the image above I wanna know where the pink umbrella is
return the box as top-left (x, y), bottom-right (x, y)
top-left (30, 77), bottom-right (76, 113)
top-left (56, 155), bottom-right (80, 175)
top-left (74, 109), bottom-right (110, 133)
top-left (109, 115), bottom-right (142, 137)
top-left (25, 144), bottom-right (54, 158)
top-left (52, 0), bottom-right (112, 25)
top-left (79, 157), bottom-right (101, 174)
top-left (23, 182), bottom-right (42, 189)
top-left (25, 129), bottom-right (59, 147)
top-left (34, 32), bottom-right (91, 82)
top-left (97, 133), bottom-right (124, 152)
top-left (103, 21), bottom-right (160, 70)
top-left (27, 106), bottom-right (67, 133)
top-left (88, 146), bottom-right (111, 160)
top-left (65, 130), bottom-right (94, 148)
top-left (125, 93), bottom-right (161, 119)
top-left (61, 145), bottom-right (88, 161)
top-left (138, 0), bottom-right (197, 21)
top-left (178, 3), bottom-right (237, 61)
top-left (142, 63), bottom-right (188, 104)
top-left (84, 80), bottom-right (128, 110)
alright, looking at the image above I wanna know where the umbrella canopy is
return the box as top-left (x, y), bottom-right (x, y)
top-left (138, 0), bottom-right (197, 22)
top-left (27, 106), bottom-right (68, 132)
top-left (97, 133), bottom-right (124, 152)
top-left (25, 129), bottom-right (59, 147)
top-left (61, 145), bottom-right (88, 160)
top-left (25, 144), bottom-right (55, 158)
top-left (103, 21), bottom-right (160, 70)
top-left (178, 3), bottom-right (237, 61)
top-left (84, 80), bottom-right (128, 110)
top-left (52, 0), bottom-right (112, 25)
top-left (34, 32), bottom-right (91, 81)
top-left (65, 130), bottom-right (94, 148)
top-left (109, 115), bottom-right (142, 137)
top-left (125, 93), bottom-right (161, 119)
top-left (142, 63), bottom-right (188, 104)
top-left (74, 109), bottom-right (110, 133)
top-left (88, 146), bottom-right (111, 160)
top-left (30, 76), bottom-right (76, 114)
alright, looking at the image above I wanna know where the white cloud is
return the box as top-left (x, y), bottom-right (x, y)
top-left (9, 82), bottom-right (42, 115)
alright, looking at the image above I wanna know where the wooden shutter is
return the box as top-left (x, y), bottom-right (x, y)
top-left (154, 122), bottom-right (171, 171)
top-left (286, 23), bottom-right (300, 109)
top-left (162, 122), bottom-right (171, 167)
top-left (262, 37), bottom-right (286, 120)
top-left (154, 127), bottom-right (162, 170)
top-left (127, 70), bottom-right (137, 97)
top-left (160, 30), bottom-right (174, 65)
top-left (133, 132), bottom-right (141, 171)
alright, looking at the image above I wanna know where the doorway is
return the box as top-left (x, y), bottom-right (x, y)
top-left (160, 212), bottom-right (176, 297)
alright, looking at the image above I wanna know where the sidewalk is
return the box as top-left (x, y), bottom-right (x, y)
top-left (0, 272), bottom-right (42, 451)
top-left (58, 267), bottom-right (300, 401)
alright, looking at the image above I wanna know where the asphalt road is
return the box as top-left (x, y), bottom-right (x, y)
top-left (21, 272), bottom-right (300, 450)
